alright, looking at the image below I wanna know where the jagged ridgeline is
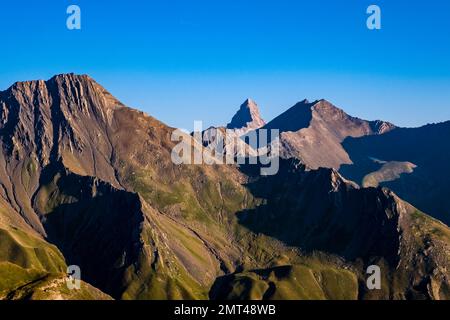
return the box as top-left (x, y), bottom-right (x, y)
top-left (0, 74), bottom-right (448, 300)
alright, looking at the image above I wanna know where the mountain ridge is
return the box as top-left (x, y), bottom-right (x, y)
top-left (257, 98), bottom-right (396, 169)
top-left (0, 73), bottom-right (448, 300)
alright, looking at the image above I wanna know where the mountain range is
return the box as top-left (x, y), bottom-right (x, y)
top-left (0, 74), bottom-right (448, 300)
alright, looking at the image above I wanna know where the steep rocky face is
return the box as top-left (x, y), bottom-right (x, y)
top-left (32, 162), bottom-right (144, 297)
top-left (0, 74), bottom-right (124, 235)
top-left (199, 99), bottom-right (266, 159)
top-left (0, 74), bottom-right (260, 299)
top-left (259, 99), bottom-right (396, 169)
top-left (196, 125), bottom-right (258, 159)
top-left (238, 159), bottom-right (450, 299)
top-left (0, 74), bottom-right (447, 301)
top-left (239, 160), bottom-right (402, 263)
top-left (341, 121), bottom-right (450, 226)
top-left (203, 99), bottom-right (395, 169)
top-left (31, 162), bottom-right (225, 299)
top-left (227, 99), bottom-right (266, 132)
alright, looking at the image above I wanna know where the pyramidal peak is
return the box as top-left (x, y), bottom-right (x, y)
top-left (226, 98), bottom-right (266, 130)
top-left (244, 98), bottom-right (257, 106)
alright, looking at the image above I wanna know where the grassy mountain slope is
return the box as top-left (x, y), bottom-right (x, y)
top-left (0, 74), bottom-right (447, 300)
top-left (237, 159), bottom-right (450, 299)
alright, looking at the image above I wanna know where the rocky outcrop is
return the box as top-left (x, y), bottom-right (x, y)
top-left (238, 159), bottom-right (450, 299)
top-left (259, 99), bottom-right (396, 169)
top-left (0, 74), bottom-right (447, 301)
top-left (227, 99), bottom-right (266, 132)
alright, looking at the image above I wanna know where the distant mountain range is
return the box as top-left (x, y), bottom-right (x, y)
top-left (0, 74), bottom-right (448, 300)
top-left (205, 97), bottom-right (450, 226)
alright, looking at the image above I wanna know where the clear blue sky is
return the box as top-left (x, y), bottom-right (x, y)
top-left (1, 0), bottom-right (449, 129)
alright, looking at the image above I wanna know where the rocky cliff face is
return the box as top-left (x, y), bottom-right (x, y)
top-left (227, 98), bottom-right (266, 132)
top-left (260, 99), bottom-right (395, 169)
top-left (0, 74), bottom-right (124, 235)
top-left (238, 159), bottom-right (450, 299)
top-left (199, 98), bottom-right (267, 159)
top-left (209, 98), bottom-right (395, 170)
top-left (0, 74), bottom-right (260, 299)
top-left (0, 74), bottom-right (447, 300)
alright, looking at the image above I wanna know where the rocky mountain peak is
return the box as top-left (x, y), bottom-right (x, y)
top-left (311, 99), bottom-right (345, 114)
top-left (226, 98), bottom-right (265, 130)
top-left (5, 73), bottom-right (123, 111)
top-left (0, 74), bottom-right (448, 301)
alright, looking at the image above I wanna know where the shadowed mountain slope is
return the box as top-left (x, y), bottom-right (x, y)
top-left (0, 74), bottom-right (447, 300)
top-left (237, 159), bottom-right (450, 299)
top-left (259, 99), bottom-right (395, 169)
top-left (227, 98), bottom-right (266, 131)
top-left (340, 121), bottom-right (450, 226)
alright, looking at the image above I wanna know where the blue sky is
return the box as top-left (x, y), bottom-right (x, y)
top-left (1, 0), bottom-right (449, 129)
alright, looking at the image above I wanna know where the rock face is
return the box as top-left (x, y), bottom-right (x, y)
top-left (0, 74), bottom-right (124, 235)
top-left (259, 99), bottom-right (395, 169)
top-left (0, 74), bottom-right (448, 300)
top-left (340, 121), bottom-right (450, 226)
top-left (227, 99), bottom-right (266, 132)
top-left (199, 99), bottom-right (266, 159)
top-left (237, 159), bottom-right (450, 300)
top-left (0, 74), bottom-right (250, 299)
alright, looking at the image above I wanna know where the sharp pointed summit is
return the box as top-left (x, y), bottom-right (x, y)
top-left (0, 74), bottom-right (449, 301)
top-left (226, 98), bottom-right (266, 130)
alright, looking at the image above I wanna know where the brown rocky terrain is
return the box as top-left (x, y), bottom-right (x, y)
top-left (0, 74), bottom-right (448, 300)
top-left (202, 98), bottom-right (395, 169)
top-left (259, 99), bottom-right (395, 169)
